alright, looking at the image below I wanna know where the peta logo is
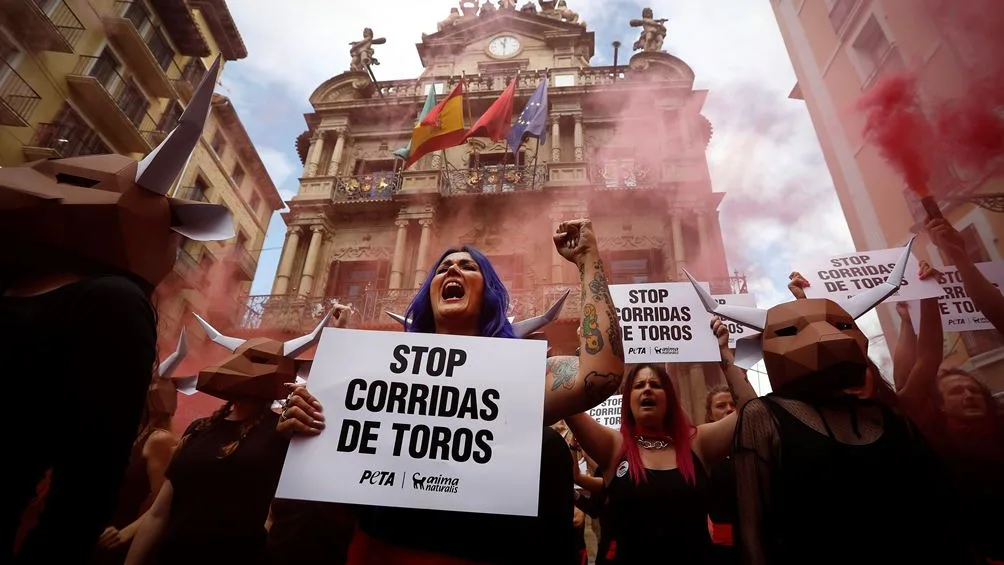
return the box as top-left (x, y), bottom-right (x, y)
top-left (654, 346), bottom-right (679, 355)
top-left (359, 470), bottom-right (396, 487)
top-left (411, 472), bottom-right (460, 494)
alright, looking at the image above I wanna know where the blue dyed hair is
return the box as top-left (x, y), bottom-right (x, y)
top-left (405, 245), bottom-right (515, 338)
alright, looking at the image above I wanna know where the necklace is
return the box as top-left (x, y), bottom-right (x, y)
top-left (635, 436), bottom-right (672, 450)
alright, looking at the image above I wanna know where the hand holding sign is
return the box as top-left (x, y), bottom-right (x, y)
top-left (711, 316), bottom-right (729, 350)
top-left (278, 383), bottom-right (326, 438)
top-left (788, 271), bottom-right (809, 300)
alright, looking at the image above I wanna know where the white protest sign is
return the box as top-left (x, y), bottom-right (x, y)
top-left (906, 261), bottom-right (1004, 333)
top-left (587, 395), bottom-right (622, 429)
top-left (711, 293), bottom-right (758, 349)
top-left (800, 247), bottom-right (943, 303)
top-left (610, 283), bottom-right (722, 364)
top-left (276, 328), bottom-right (546, 517)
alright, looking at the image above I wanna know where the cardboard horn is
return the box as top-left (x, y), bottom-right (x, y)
top-left (157, 327), bottom-right (189, 379)
top-left (512, 289), bottom-right (570, 338)
top-left (283, 309), bottom-right (334, 357)
top-left (734, 333), bottom-right (765, 370)
top-left (839, 235), bottom-right (916, 319)
top-left (175, 376), bottom-right (199, 396)
top-left (135, 55), bottom-right (222, 196)
top-left (193, 312), bottom-right (247, 352)
top-left (683, 270), bottom-right (768, 332)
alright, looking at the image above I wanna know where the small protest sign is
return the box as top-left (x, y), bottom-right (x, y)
top-left (610, 283), bottom-right (721, 364)
top-left (275, 328), bottom-right (546, 517)
top-left (906, 261), bottom-right (1004, 334)
top-left (711, 293), bottom-right (758, 349)
top-left (800, 247), bottom-right (942, 303)
top-left (587, 395), bottom-right (622, 429)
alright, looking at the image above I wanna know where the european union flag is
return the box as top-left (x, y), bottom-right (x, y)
top-left (506, 78), bottom-right (548, 155)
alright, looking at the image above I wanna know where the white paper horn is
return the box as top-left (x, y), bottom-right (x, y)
top-left (283, 309), bottom-right (333, 357)
top-left (157, 327), bottom-right (189, 379)
top-left (387, 311), bottom-right (410, 327)
top-left (683, 269), bottom-right (767, 332)
top-left (193, 312), bottom-right (247, 352)
top-left (135, 54), bottom-right (222, 195)
top-left (512, 289), bottom-right (570, 338)
top-left (840, 235), bottom-right (917, 319)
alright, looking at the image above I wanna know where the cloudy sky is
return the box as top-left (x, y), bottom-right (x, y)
top-left (222, 0), bottom-right (890, 389)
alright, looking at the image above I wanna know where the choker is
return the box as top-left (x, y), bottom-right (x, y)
top-left (635, 436), bottom-right (672, 450)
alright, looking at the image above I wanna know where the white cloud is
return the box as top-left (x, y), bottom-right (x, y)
top-left (256, 146), bottom-right (298, 189)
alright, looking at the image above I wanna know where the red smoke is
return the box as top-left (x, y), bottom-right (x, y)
top-left (857, 0), bottom-right (1004, 197)
top-left (856, 73), bottom-right (936, 197)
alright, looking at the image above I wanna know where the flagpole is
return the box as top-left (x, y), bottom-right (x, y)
top-left (461, 71), bottom-right (478, 167)
top-left (531, 68), bottom-right (547, 190)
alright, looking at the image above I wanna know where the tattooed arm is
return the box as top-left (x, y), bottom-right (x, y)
top-left (543, 219), bottom-right (625, 426)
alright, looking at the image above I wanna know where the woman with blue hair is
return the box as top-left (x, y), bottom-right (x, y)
top-left (280, 218), bottom-right (625, 565)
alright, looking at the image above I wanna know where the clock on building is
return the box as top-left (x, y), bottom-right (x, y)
top-left (487, 35), bottom-right (521, 58)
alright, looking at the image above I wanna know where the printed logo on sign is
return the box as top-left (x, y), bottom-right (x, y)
top-left (654, 346), bottom-right (678, 355)
top-left (359, 470), bottom-right (396, 487)
top-left (411, 472), bottom-right (460, 494)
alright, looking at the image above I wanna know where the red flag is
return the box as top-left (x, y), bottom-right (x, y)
top-left (420, 81), bottom-right (465, 128)
top-left (462, 75), bottom-right (518, 142)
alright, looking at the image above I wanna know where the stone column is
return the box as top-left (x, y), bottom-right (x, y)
top-left (696, 210), bottom-right (709, 276)
top-left (550, 115), bottom-right (561, 162)
top-left (272, 226), bottom-right (301, 295)
top-left (413, 219), bottom-right (434, 288)
top-left (326, 129), bottom-right (348, 177)
top-left (549, 211), bottom-right (565, 284)
top-left (304, 132), bottom-right (325, 177)
top-left (389, 219), bottom-right (410, 289)
top-left (573, 115), bottom-right (584, 162)
top-left (297, 225), bottom-right (325, 297)
top-left (671, 209), bottom-right (686, 278)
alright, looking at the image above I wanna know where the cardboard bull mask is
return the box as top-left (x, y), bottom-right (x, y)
top-left (685, 237), bottom-right (915, 393)
top-left (0, 55), bottom-right (233, 288)
top-left (387, 289), bottom-right (571, 338)
top-left (186, 310), bottom-right (333, 401)
top-left (148, 328), bottom-right (197, 416)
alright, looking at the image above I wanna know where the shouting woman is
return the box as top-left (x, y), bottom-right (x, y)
top-left (281, 219), bottom-right (626, 565)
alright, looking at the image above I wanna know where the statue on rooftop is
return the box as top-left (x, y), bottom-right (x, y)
top-left (438, 7), bottom-right (461, 31)
top-left (555, 0), bottom-right (583, 25)
top-left (630, 7), bottom-right (668, 52)
top-left (519, 1), bottom-right (537, 13)
top-left (459, 0), bottom-right (479, 17)
top-left (349, 27), bottom-right (386, 72)
top-left (499, 0), bottom-right (518, 9)
top-left (480, 1), bottom-right (496, 15)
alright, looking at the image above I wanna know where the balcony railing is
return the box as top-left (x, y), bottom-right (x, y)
top-left (71, 55), bottom-right (162, 141)
top-left (232, 244), bottom-right (258, 280)
top-left (373, 66), bottom-right (630, 100)
top-left (0, 59), bottom-right (41, 126)
top-left (333, 171), bottom-right (402, 201)
top-left (442, 164), bottom-right (547, 195)
top-left (173, 57), bottom-right (206, 100)
top-left (2, 0), bottom-right (85, 53)
top-left (591, 161), bottom-right (655, 189)
top-left (25, 121), bottom-right (110, 158)
top-left (117, 0), bottom-right (175, 70)
top-left (175, 185), bottom-right (209, 202)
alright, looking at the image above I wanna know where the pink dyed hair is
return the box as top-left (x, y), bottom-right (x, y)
top-left (619, 364), bottom-right (697, 485)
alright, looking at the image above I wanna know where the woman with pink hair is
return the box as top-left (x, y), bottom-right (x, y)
top-left (565, 319), bottom-right (755, 564)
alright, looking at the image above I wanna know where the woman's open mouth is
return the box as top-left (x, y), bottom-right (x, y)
top-left (640, 397), bottom-right (656, 408)
top-left (441, 280), bottom-right (466, 303)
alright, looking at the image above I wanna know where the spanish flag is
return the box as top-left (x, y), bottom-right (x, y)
top-left (404, 81), bottom-right (468, 169)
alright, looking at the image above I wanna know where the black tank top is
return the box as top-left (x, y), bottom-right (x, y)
top-left (759, 396), bottom-right (967, 565)
top-left (606, 452), bottom-right (712, 564)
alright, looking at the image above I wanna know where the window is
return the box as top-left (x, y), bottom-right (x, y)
top-left (211, 130), bottom-right (226, 155)
top-left (826, 0), bottom-right (856, 34)
top-left (231, 163), bottom-right (244, 187)
top-left (602, 250), bottom-right (663, 284)
top-left (324, 260), bottom-right (389, 301)
top-left (249, 192), bottom-right (261, 214)
top-left (158, 100), bottom-right (182, 131)
top-left (34, 104), bottom-right (109, 157)
top-left (485, 254), bottom-right (525, 290)
top-left (853, 16), bottom-right (894, 81)
top-left (354, 159), bottom-right (399, 175)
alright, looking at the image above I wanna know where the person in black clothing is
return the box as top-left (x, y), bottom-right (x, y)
top-left (3, 56), bottom-right (232, 565)
top-left (281, 219), bottom-right (625, 565)
top-left (124, 306), bottom-right (343, 565)
top-left (697, 240), bottom-right (970, 565)
top-left (704, 384), bottom-right (739, 565)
